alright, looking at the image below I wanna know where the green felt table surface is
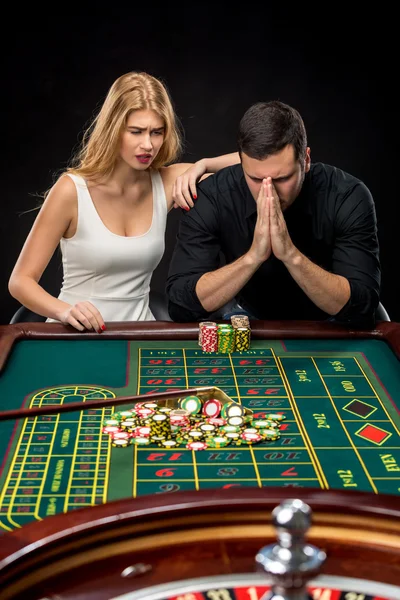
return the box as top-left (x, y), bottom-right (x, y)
top-left (0, 333), bottom-right (399, 533)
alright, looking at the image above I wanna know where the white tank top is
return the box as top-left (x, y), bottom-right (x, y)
top-left (47, 171), bottom-right (167, 322)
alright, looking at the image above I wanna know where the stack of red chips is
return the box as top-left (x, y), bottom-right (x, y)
top-left (200, 323), bottom-right (218, 352)
top-left (169, 409), bottom-right (190, 429)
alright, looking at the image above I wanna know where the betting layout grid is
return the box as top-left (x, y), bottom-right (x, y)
top-left (102, 315), bottom-right (271, 450)
top-left (134, 340), bottom-right (400, 496)
top-left (1, 334), bottom-right (400, 531)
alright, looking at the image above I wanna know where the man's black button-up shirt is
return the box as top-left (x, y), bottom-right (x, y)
top-left (166, 162), bottom-right (380, 325)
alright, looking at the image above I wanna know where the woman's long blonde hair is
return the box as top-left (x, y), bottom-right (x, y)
top-left (66, 71), bottom-right (182, 181)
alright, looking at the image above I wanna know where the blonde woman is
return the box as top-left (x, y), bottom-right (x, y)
top-left (9, 72), bottom-right (239, 331)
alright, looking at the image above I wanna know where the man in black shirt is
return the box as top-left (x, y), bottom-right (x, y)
top-left (166, 101), bottom-right (380, 326)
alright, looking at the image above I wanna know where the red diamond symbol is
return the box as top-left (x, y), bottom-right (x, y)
top-left (356, 424), bottom-right (391, 445)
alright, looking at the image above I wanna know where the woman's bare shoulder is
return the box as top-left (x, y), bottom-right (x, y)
top-left (44, 173), bottom-right (78, 207)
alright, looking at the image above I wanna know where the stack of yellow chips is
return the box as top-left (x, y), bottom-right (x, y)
top-left (230, 314), bottom-right (251, 351)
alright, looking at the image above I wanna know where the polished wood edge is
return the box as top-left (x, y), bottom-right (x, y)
top-left (1, 320), bottom-right (399, 374)
top-left (0, 488), bottom-right (399, 568)
top-left (0, 327), bottom-right (23, 373)
top-left (6, 523), bottom-right (400, 597)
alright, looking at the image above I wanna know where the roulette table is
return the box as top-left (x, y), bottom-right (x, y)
top-left (0, 320), bottom-right (399, 598)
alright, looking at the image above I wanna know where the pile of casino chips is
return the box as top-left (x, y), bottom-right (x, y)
top-left (199, 314), bottom-right (251, 353)
top-left (102, 394), bottom-right (285, 450)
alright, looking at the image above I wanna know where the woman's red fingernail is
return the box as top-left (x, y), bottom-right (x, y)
top-left (193, 195), bottom-right (197, 199)
top-left (101, 325), bottom-right (106, 331)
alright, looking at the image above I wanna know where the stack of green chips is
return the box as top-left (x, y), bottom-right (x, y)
top-left (217, 324), bottom-right (236, 353)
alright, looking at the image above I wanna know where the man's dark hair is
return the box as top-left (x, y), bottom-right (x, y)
top-left (237, 101), bottom-right (307, 162)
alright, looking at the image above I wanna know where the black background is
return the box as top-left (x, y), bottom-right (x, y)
top-left (1, 11), bottom-right (397, 323)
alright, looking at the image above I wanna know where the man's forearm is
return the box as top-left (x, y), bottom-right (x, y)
top-left (196, 253), bottom-right (260, 312)
top-left (283, 249), bottom-right (351, 315)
